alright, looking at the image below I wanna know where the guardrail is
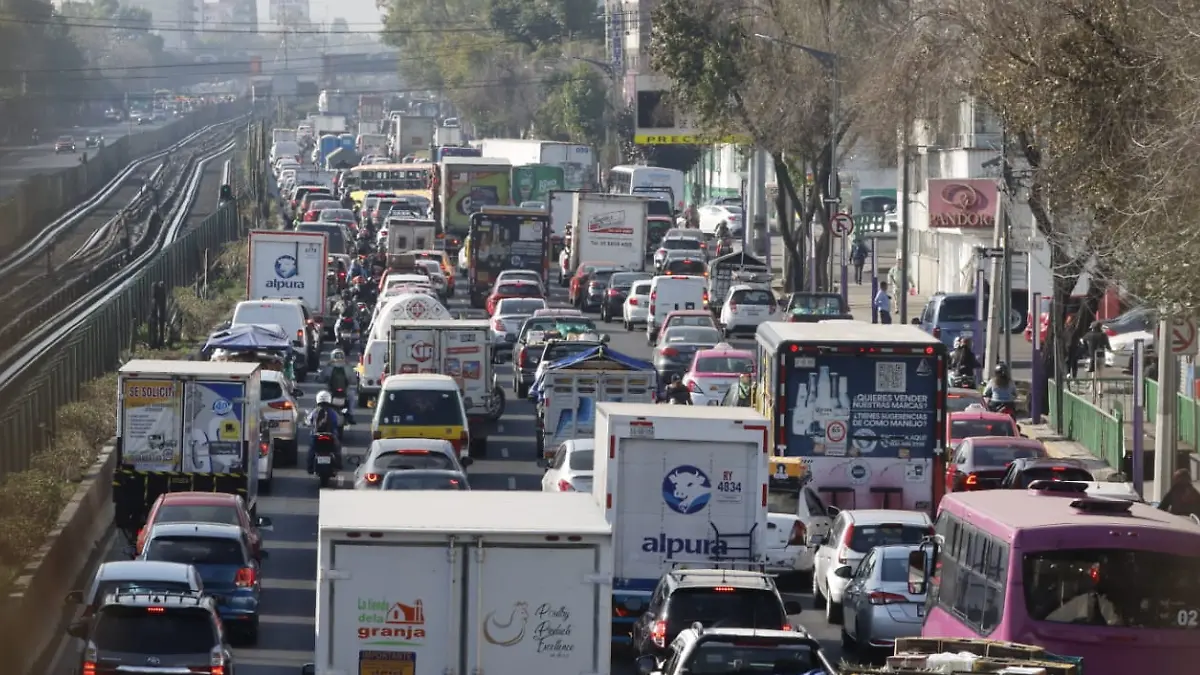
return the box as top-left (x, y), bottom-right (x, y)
top-left (0, 133), bottom-right (249, 476)
top-left (1047, 378), bottom-right (1125, 469)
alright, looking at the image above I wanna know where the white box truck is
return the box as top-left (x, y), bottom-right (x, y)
top-left (388, 319), bottom-right (502, 424)
top-left (385, 218), bottom-right (438, 256)
top-left (547, 189), bottom-right (576, 241)
top-left (479, 139), bottom-right (595, 190)
top-left (569, 193), bottom-right (648, 274)
top-left (247, 230), bottom-right (329, 319)
top-left (111, 360), bottom-right (263, 540)
top-left (591, 402), bottom-right (771, 642)
top-left (308, 491), bottom-right (613, 675)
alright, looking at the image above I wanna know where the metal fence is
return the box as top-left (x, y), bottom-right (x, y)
top-left (0, 137), bottom-right (265, 476)
top-left (1047, 378), bottom-right (1126, 469)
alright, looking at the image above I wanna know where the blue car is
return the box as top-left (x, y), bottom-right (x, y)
top-left (138, 521), bottom-right (265, 644)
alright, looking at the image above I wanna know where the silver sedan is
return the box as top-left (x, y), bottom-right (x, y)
top-left (838, 543), bottom-right (927, 657)
top-left (490, 298), bottom-right (548, 349)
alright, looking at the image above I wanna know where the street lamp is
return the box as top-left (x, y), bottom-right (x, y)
top-left (754, 34), bottom-right (840, 294)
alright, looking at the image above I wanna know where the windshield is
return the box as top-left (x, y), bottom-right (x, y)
top-left (372, 450), bottom-right (455, 471)
top-left (93, 606), bottom-right (216, 654)
top-left (732, 289), bottom-right (775, 305)
top-left (789, 295), bottom-right (844, 315)
top-left (766, 490), bottom-right (800, 515)
top-left (970, 444), bottom-right (1045, 467)
top-left (946, 393), bottom-right (985, 412)
top-left (155, 505), bottom-right (240, 526)
top-left (939, 297), bottom-right (977, 322)
top-left (569, 450), bottom-right (594, 471)
top-left (611, 273), bottom-right (650, 288)
top-left (497, 284), bottom-right (542, 297)
top-left (1023, 549), bottom-right (1200, 628)
top-left (662, 238), bottom-right (702, 250)
top-left (881, 552), bottom-right (914, 582)
top-left (848, 524), bottom-right (930, 553)
top-left (377, 389), bottom-right (464, 426)
top-left (381, 473), bottom-right (468, 490)
top-left (665, 327), bottom-right (722, 344)
top-left (665, 260), bottom-right (706, 275)
top-left (524, 319), bottom-right (596, 339)
top-left (261, 380), bottom-right (285, 401)
top-left (666, 315), bottom-right (715, 329)
top-left (695, 356), bottom-right (754, 373)
top-left (232, 305), bottom-right (301, 333)
top-left (685, 642), bottom-right (814, 674)
top-left (497, 299), bottom-right (545, 315)
top-left (952, 419), bottom-right (1016, 439)
top-left (319, 209), bottom-right (355, 222)
top-left (144, 536), bottom-right (246, 566)
top-left (1017, 466), bottom-right (1095, 487)
top-left (297, 224), bottom-right (346, 254)
top-left (666, 589), bottom-right (787, 631)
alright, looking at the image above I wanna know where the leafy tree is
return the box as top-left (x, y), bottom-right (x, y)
top-left (0, 0), bottom-right (91, 133)
top-left (534, 64), bottom-right (607, 147)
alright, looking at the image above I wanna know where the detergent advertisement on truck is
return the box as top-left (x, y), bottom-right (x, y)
top-left (784, 351), bottom-right (941, 510)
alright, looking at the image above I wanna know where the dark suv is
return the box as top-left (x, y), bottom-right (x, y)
top-left (68, 591), bottom-right (233, 674)
top-left (999, 457), bottom-right (1095, 489)
top-left (631, 568), bottom-right (802, 660)
top-left (510, 314), bottom-right (597, 397)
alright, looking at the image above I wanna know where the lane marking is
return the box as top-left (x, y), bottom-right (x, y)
top-left (262, 578), bottom-right (316, 591)
top-left (507, 476), bottom-right (517, 490)
top-left (500, 447), bottom-right (509, 458)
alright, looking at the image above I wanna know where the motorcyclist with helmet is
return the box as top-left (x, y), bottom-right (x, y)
top-left (662, 374), bottom-right (693, 405)
top-left (305, 390), bottom-right (343, 473)
top-left (319, 349), bottom-right (358, 424)
top-left (983, 363), bottom-right (1017, 411)
top-left (949, 336), bottom-right (979, 375)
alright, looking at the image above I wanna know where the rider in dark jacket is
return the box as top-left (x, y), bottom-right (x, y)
top-left (949, 336), bottom-right (979, 375)
top-left (662, 374), bottom-right (693, 405)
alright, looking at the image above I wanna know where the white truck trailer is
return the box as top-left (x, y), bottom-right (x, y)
top-left (388, 319), bottom-right (503, 424)
top-left (247, 230), bottom-right (329, 320)
top-left (308, 491), bottom-right (613, 675)
top-left (591, 402), bottom-right (771, 644)
top-left (568, 192), bottom-right (648, 274)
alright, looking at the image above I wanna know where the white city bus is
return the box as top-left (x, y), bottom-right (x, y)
top-left (606, 165), bottom-right (686, 212)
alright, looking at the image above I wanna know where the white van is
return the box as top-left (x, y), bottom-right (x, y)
top-left (646, 275), bottom-right (708, 342)
top-left (230, 299), bottom-right (317, 378)
top-left (358, 293), bottom-right (452, 406)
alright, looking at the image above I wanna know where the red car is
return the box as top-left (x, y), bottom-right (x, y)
top-left (568, 262), bottom-right (619, 307)
top-left (486, 280), bottom-right (544, 315)
top-left (135, 492), bottom-right (271, 559)
top-left (944, 435), bottom-right (1047, 493)
top-left (947, 408), bottom-right (1020, 448)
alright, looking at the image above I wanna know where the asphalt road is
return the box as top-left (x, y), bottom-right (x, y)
top-left (43, 268), bottom-right (859, 675)
top-left (0, 120), bottom-right (169, 198)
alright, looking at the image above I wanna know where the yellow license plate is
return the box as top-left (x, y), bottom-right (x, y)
top-left (360, 650), bottom-right (414, 675)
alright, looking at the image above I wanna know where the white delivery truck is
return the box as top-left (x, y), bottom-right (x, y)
top-left (592, 402), bottom-right (771, 643)
top-left (386, 218), bottom-right (438, 256)
top-left (547, 189), bottom-right (576, 241)
top-left (479, 139), bottom-right (596, 190)
top-left (247, 230), bottom-right (329, 320)
top-left (569, 192), bottom-right (648, 274)
top-left (272, 128), bottom-right (297, 145)
top-left (309, 113), bottom-right (348, 136)
top-left (112, 360), bottom-right (264, 541)
top-left (388, 319), bottom-right (503, 423)
top-left (309, 491), bottom-right (612, 675)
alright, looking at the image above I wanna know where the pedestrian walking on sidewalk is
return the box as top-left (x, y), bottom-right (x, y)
top-left (850, 238), bottom-right (868, 285)
top-left (1082, 320), bottom-right (1111, 373)
top-left (1158, 469), bottom-right (1200, 519)
top-left (874, 281), bottom-right (893, 324)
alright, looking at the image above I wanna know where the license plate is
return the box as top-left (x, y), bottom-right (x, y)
top-left (268, 420), bottom-right (280, 428)
top-left (316, 456), bottom-right (332, 465)
top-left (707, 400), bottom-right (720, 406)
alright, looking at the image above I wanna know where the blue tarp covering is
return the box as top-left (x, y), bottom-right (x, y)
top-left (529, 346), bottom-right (655, 399)
top-left (204, 323), bottom-right (291, 352)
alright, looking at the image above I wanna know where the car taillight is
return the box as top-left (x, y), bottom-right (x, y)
top-left (868, 591), bottom-right (910, 605)
top-left (687, 380), bottom-right (700, 393)
top-left (660, 347), bottom-right (679, 357)
top-left (788, 520), bottom-right (807, 545)
top-left (338, 271), bottom-right (346, 280)
top-left (365, 472), bottom-right (381, 484)
top-left (557, 479), bottom-right (575, 492)
top-left (703, 290), bottom-right (709, 305)
top-left (932, 326), bottom-right (941, 338)
top-left (651, 619), bottom-right (667, 648)
top-left (517, 348), bottom-right (527, 368)
top-left (304, 212), bottom-right (317, 221)
top-left (259, 441), bottom-right (269, 457)
top-left (965, 473), bottom-right (979, 488)
top-left (268, 400), bottom-right (293, 410)
top-left (838, 525), bottom-right (854, 563)
top-left (650, 290), bottom-right (657, 301)
top-left (297, 329), bottom-right (304, 341)
top-left (452, 430), bottom-right (469, 456)
top-left (493, 319), bottom-right (505, 331)
top-left (607, 288), bottom-right (620, 297)
top-left (1104, 327), bottom-right (1116, 337)
top-left (316, 433), bottom-right (334, 442)
top-left (629, 298), bottom-right (638, 306)
top-left (235, 567), bottom-right (257, 588)
top-left (82, 661), bottom-right (97, 675)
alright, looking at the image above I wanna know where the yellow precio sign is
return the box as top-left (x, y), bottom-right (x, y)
top-left (633, 133), bottom-right (752, 145)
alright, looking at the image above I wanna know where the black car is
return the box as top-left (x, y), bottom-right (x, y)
top-left (999, 457), bottom-right (1095, 489)
top-left (85, 131), bottom-right (103, 147)
top-left (630, 568), bottom-right (801, 659)
top-left (511, 314), bottom-right (597, 397)
top-left (599, 271), bottom-right (653, 323)
top-left (68, 591), bottom-right (233, 672)
top-left (652, 325), bottom-right (724, 383)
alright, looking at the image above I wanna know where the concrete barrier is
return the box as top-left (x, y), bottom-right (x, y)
top-left (0, 442), bottom-right (116, 675)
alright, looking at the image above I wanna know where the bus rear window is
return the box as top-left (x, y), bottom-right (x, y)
top-left (1023, 549), bottom-right (1200, 628)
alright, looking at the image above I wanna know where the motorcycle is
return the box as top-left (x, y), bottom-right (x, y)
top-left (949, 370), bottom-right (976, 389)
top-left (312, 433), bottom-right (340, 487)
top-left (987, 399), bottom-right (1016, 418)
top-left (335, 315), bottom-right (359, 352)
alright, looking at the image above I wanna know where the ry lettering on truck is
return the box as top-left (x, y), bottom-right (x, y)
top-left (357, 597), bottom-right (427, 644)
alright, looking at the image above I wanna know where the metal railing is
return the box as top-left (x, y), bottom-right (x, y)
top-left (1047, 378), bottom-right (1125, 469)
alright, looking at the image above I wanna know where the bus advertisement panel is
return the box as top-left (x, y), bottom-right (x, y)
top-left (512, 165), bottom-right (566, 203)
top-left (443, 167), bottom-right (512, 235)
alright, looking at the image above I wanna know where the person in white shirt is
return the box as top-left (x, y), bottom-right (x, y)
top-left (874, 281), bottom-right (893, 324)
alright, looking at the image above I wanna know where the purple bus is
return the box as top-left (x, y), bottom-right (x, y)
top-left (909, 486), bottom-right (1200, 674)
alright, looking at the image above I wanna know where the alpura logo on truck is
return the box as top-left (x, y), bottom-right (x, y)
top-left (267, 255), bottom-right (306, 290)
top-left (642, 466), bottom-right (727, 559)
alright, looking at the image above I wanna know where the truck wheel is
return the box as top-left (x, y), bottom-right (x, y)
top-left (516, 382), bottom-right (528, 399)
top-left (487, 387), bottom-right (506, 420)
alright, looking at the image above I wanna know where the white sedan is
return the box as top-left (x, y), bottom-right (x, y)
top-left (697, 204), bottom-right (745, 235)
top-left (622, 280), bottom-right (651, 330)
top-left (538, 439), bottom-right (595, 492)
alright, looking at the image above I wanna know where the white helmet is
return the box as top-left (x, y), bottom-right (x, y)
top-left (330, 348), bottom-right (346, 362)
top-left (316, 390), bottom-right (332, 405)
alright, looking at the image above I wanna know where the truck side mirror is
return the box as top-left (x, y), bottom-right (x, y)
top-left (908, 549), bottom-right (928, 595)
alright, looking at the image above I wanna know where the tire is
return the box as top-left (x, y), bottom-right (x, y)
top-left (840, 625), bottom-right (856, 653)
top-left (601, 307), bottom-right (610, 323)
top-left (487, 386), bottom-right (506, 420)
top-left (516, 382), bottom-right (529, 399)
top-left (812, 572), bottom-right (826, 609)
top-left (1008, 307), bottom-right (1026, 333)
top-left (623, 320), bottom-right (631, 331)
top-left (241, 619), bottom-right (260, 646)
top-left (318, 473), bottom-right (332, 488)
top-left (826, 598), bottom-right (843, 625)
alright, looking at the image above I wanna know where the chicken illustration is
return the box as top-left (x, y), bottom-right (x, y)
top-left (482, 601), bottom-right (529, 646)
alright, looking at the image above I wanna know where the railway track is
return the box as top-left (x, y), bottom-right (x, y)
top-left (0, 118), bottom-right (244, 344)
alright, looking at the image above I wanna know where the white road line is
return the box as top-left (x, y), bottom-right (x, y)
top-left (260, 614), bottom-right (316, 626)
top-left (500, 446), bottom-right (510, 458)
top-left (233, 649), bottom-right (314, 666)
top-left (262, 539), bottom-right (318, 551)
top-left (262, 578), bottom-right (317, 591)
top-left (507, 476), bottom-right (517, 490)
top-left (497, 424), bottom-right (505, 433)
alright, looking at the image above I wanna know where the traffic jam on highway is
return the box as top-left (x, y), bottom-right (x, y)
top-left (52, 113), bottom-right (1200, 675)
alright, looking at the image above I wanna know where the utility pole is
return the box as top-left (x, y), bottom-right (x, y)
top-left (899, 138), bottom-right (911, 323)
top-left (1152, 317), bottom-right (1179, 502)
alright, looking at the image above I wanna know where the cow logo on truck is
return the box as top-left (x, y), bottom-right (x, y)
top-left (268, 255), bottom-right (304, 290)
top-left (662, 465), bottom-right (711, 515)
